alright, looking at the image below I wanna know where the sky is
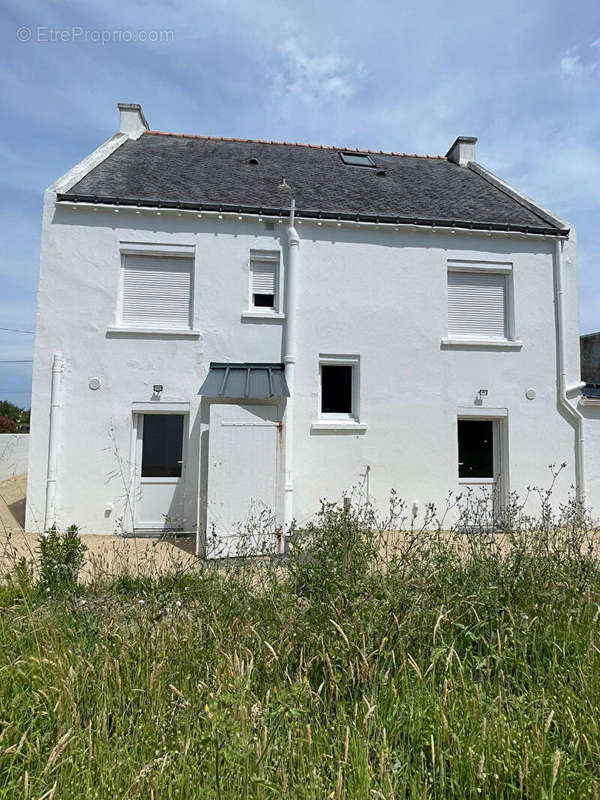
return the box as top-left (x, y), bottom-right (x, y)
top-left (1, 0), bottom-right (599, 408)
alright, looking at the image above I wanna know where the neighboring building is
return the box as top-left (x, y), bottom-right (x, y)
top-left (581, 332), bottom-right (600, 384)
top-left (26, 103), bottom-right (599, 551)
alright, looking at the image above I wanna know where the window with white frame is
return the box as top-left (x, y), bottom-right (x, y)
top-left (319, 355), bottom-right (360, 421)
top-left (249, 251), bottom-right (280, 312)
top-left (447, 265), bottom-right (513, 340)
top-left (120, 254), bottom-right (193, 330)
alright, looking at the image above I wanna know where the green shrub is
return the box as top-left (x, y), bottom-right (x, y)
top-left (37, 524), bottom-right (87, 594)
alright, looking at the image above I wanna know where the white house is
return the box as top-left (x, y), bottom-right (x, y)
top-left (26, 102), bottom-right (600, 553)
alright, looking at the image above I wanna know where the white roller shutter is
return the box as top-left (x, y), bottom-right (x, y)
top-left (251, 260), bottom-right (277, 296)
top-left (448, 271), bottom-right (507, 339)
top-left (121, 255), bottom-right (193, 329)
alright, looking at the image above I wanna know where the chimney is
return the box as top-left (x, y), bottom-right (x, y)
top-left (118, 103), bottom-right (149, 139)
top-left (446, 136), bottom-right (477, 166)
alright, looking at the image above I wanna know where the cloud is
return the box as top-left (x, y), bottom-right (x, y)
top-left (560, 49), bottom-right (583, 76)
top-left (270, 35), bottom-right (365, 107)
top-left (560, 45), bottom-right (599, 78)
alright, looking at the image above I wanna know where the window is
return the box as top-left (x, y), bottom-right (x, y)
top-left (141, 414), bottom-right (184, 478)
top-left (339, 151), bottom-right (376, 168)
top-left (447, 269), bottom-right (509, 340)
top-left (319, 355), bottom-right (360, 421)
top-left (457, 419), bottom-right (494, 479)
top-left (322, 365), bottom-right (352, 414)
top-left (250, 251), bottom-right (280, 312)
top-left (120, 254), bottom-right (193, 329)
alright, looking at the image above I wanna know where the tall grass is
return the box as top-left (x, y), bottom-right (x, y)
top-left (1, 480), bottom-right (600, 798)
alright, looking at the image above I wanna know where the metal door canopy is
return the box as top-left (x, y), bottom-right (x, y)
top-left (200, 362), bottom-right (289, 399)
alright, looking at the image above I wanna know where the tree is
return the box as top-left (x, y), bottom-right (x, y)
top-left (0, 401), bottom-right (30, 433)
top-left (0, 416), bottom-right (17, 433)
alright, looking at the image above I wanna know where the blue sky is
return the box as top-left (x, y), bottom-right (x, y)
top-left (1, 0), bottom-right (599, 408)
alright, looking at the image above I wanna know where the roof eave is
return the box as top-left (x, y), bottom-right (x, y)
top-left (56, 194), bottom-right (569, 237)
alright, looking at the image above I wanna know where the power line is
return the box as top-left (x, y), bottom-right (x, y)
top-left (0, 360), bottom-right (33, 364)
top-left (0, 327), bottom-right (34, 335)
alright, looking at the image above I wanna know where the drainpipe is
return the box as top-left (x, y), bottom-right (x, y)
top-left (282, 200), bottom-right (299, 544)
top-left (554, 239), bottom-right (585, 502)
top-left (44, 353), bottom-right (64, 531)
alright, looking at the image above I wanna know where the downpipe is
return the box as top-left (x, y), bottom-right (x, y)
top-left (554, 239), bottom-right (585, 502)
top-left (44, 352), bottom-right (64, 532)
top-left (282, 200), bottom-right (299, 548)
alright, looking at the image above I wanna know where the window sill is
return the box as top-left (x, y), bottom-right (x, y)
top-left (441, 338), bottom-right (522, 349)
top-left (310, 421), bottom-right (368, 433)
top-left (459, 477), bottom-right (497, 485)
top-left (107, 326), bottom-right (201, 337)
top-left (241, 311), bottom-right (285, 321)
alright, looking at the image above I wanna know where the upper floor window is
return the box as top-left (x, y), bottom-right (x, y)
top-left (119, 253), bottom-right (193, 330)
top-left (249, 251), bottom-right (280, 313)
top-left (447, 263), bottom-right (514, 341)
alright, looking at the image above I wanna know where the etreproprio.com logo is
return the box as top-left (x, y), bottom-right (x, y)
top-left (16, 26), bottom-right (175, 44)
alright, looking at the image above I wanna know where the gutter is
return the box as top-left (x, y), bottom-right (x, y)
top-left (56, 194), bottom-right (569, 237)
top-left (553, 240), bottom-right (585, 502)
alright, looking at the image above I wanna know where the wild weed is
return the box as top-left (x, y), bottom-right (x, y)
top-left (0, 477), bottom-right (599, 798)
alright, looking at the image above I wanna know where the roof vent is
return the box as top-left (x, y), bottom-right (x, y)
top-left (446, 136), bottom-right (477, 166)
top-left (278, 177), bottom-right (291, 189)
top-left (118, 103), bottom-right (149, 140)
top-left (376, 169), bottom-right (386, 176)
top-left (248, 157), bottom-right (259, 165)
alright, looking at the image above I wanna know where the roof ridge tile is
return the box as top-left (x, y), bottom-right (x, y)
top-left (144, 130), bottom-right (445, 159)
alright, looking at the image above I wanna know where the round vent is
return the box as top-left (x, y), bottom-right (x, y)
top-left (376, 169), bottom-right (386, 176)
top-left (248, 157), bottom-right (259, 165)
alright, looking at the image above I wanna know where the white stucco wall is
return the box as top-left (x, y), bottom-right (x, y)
top-left (0, 434), bottom-right (29, 482)
top-left (26, 197), bottom-right (587, 536)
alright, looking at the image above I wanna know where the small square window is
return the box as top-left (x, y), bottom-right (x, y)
top-left (249, 252), bottom-right (280, 312)
top-left (339, 151), bottom-right (376, 168)
top-left (253, 293), bottom-right (275, 308)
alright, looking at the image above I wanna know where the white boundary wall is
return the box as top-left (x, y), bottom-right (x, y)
top-left (0, 434), bottom-right (29, 482)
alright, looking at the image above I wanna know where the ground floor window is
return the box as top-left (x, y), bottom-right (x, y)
top-left (319, 355), bottom-right (360, 421)
top-left (321, 365), bottom-right (352, 413)
top-left (457, 419), bottom-right (494, 479)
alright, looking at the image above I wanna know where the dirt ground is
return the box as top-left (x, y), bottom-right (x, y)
top-left (0, 474), bottom-right (197, 579)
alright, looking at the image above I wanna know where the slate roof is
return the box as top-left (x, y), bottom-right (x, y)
top-left (60, 131), bottom-right (566, 235)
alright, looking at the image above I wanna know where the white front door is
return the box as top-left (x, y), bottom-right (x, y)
top-left (206, 404), bottom-right (280, 556)
top-left (134, 413), bottom-right (186, 532)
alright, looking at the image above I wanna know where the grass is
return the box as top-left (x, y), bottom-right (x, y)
top-left (1, 481), bottom-right (600, 798)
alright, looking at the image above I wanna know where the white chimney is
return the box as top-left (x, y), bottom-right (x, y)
top-left (446, 136), bottom-right (477, 166)
top-left (118, 103), bottom-right (149, 139)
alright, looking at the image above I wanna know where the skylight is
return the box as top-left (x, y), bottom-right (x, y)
top-left (339, 152), bottom-right (375, 168)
